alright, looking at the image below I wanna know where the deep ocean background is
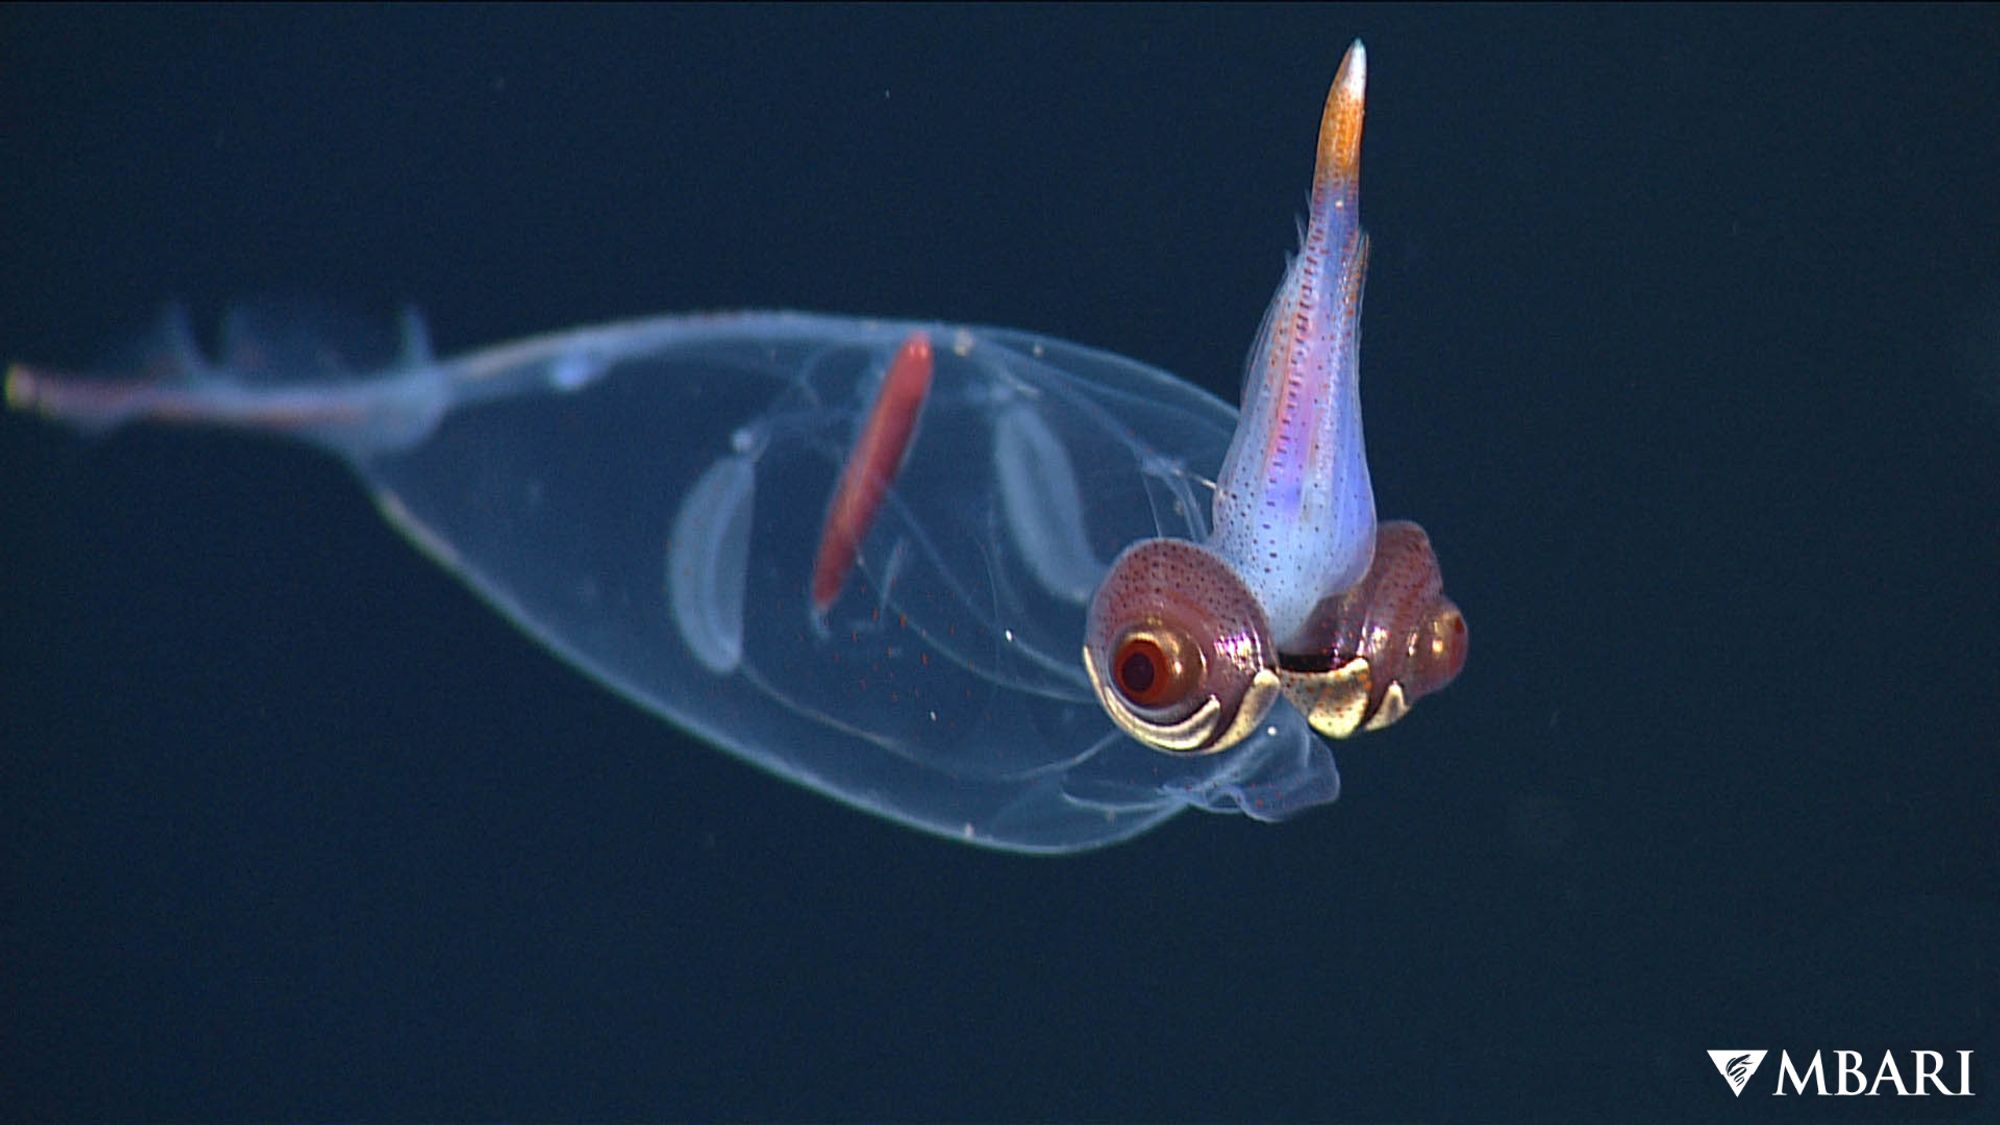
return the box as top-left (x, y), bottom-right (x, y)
top-left (3, 7), bottom-right (1996, 1121)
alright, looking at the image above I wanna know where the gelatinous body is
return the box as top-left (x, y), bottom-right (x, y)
top-left (11, 313), bottom-right (1345, 852)
top-left (10, 40), bottom-right (1463, 854)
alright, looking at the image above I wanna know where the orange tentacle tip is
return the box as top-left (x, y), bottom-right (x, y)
top-left (1314, 40), bottom-right (1367, 208)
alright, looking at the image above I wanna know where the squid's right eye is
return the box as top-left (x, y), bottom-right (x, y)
top-left (1081, 538), bottom-right (1281, 754)
top-left (1109, 625), bottom-right (1201, 710)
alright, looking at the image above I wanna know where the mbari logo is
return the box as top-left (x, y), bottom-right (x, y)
top-left (1707, 1048), bottom-right (1975, 1098)
top-left (1707, 1050), bottom-right (1767, 1097)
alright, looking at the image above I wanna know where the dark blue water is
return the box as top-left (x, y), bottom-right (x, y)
top-left (4, 7), bottom-right (1995, 1121)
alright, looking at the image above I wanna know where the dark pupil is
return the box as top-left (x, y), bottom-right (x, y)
top-left (1119, 648), bottom-right (1158, 695)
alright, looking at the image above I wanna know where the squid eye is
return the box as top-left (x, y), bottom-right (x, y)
top-left (1082, 538), bottom-right (1281, 755)
top-left (1273, 521), bottom-right (1467, 738)
top-left (1109, 627), bottom-right (1200, 710)
top-left (1412, 602), bottom-right (1468, 687)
